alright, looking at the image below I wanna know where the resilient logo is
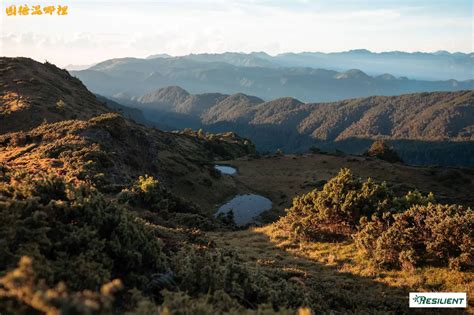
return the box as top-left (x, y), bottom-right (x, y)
top-left (409, 292), bottom-right (467, 308)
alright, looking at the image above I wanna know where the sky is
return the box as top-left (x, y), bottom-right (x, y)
top-left (0, 0), bottom-right (473, 67)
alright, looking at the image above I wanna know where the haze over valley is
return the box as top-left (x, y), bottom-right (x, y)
top-left (72, 50), bottom-right (474, 104)
top-left (66, 49), bottom-right (474, 168)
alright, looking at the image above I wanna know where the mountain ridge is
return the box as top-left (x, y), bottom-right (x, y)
top-left (0, 57), bottom-right (255, 210)
top-left (72, 55), bottom-right (473, 103)
top-left (140, 49), bottom-right (474, 80)
top-left (0, 57), bottom-right (113, 134)
top-left (129, 86), bottom-right (474, 142)
top-left (124, 86), bottom-right (474, 166)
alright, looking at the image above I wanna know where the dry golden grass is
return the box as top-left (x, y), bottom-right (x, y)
top-left (220, 153), bottom-right (474, 220)
top-left (208, 224), bottom-right (473, 314)
top-left (207, 154), bottom-right (473, 313)
top-left (1, 92), bottom-right (29, 112)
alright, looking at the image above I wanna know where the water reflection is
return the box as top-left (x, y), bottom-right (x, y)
top-left (214, 165), bottom-right (237, 175)
top-left (215, 194), bottom-right (272, 226)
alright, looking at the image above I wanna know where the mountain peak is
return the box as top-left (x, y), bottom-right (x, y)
top-left (138, 86), bottom-right (191, 109)
top-left (157, 85), bottom-right (190, 96)
top-left (146, 53), bottom-right (173, 59)
top-left (335, 69), bottom-right (370, 80)
top-left (376, 73), bottom-right (397, 80)
top-left (347, 49), bottom-right (372, 54)
top-left (266, 97), bottom-right (304, 106)
top-left (225, 93), bottom-right (264, 103)
top-left (201, 92), bottom-right (264, 124)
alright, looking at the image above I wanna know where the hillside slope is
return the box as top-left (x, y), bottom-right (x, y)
top-left (0, 113), bottom-right (254, 210)
top-left (137, 85), bottom-right (191, 111)
top-left (0, 57), bottom-right (113, 134)
top-left (95, 94), bottom-right (149, 125)
top-left (0, 58), bottom-right (255, 210)
top-left (203, 93), bottom-right (264, 124)
top-left (117, 86), bottom-right (474, 165)
top-left (138, 86), bottom-right (229, 116)
top-left (124, 87), bottom-right (474, 142)
top-left (299, 91), bottom-right (474, 141)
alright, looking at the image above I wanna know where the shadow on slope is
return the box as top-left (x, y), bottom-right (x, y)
top-left (206, 122), bottom-right (474, 167)
top-left (209, 228), bottom-right (468, 314)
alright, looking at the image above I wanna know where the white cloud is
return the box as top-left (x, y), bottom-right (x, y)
top-left (0, 0), bottom-right (472, 66)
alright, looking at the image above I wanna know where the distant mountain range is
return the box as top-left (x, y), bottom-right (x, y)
top-left (6, 56), bottom-right (471, 167)
top-left (170, 50), bottom-right (474, 81)
top-left (71, 51), bottom-right (473, 103)
top-left (115, 86), bottom-right (474, 166)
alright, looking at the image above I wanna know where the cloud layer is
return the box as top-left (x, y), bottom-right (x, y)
top-left (1, 0), bottom-right (472, 66)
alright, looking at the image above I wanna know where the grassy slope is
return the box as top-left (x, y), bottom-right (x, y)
top-left (208, 226), bottom-right (473, 313)
top-left (209, 153), bottom-right (474, 313)
top-left (219, 153), bottom-right (474, 221)
top-left (0, 114), bottom-right (252, 213)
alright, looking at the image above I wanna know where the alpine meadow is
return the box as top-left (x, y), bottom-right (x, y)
top-left (1, 1), bottom-right (473, 314)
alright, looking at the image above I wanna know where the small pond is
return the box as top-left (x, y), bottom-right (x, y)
top-left (214, 165), bottom-right (237, 175)
top-left (215, 194), bottom-right (273, 226)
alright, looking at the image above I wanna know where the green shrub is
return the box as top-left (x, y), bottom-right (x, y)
top-left (170, 247), bottom-right (317, 311)
top-left (364, 140), bottom-right (403, 163)
top-left (136, 175), bottom-right (166, 205)
top-left (117, 175), bottom-right (218, 230)
top-left (283, 168), bottom-right (394, 239)
top-left (0, 256), bottom-right (122, 315)
top-left (282, 169), bottom-right (436, 241)
top-left (55, 99), bottom-right (66, 110)
top-left (281, 168), bottom-right (469, 271)
top-left (119, 175), bottom-right (176, 209)
top-left (216, 210), bottom-right (236, 227)
top-left (0, 172), bottom-right (167, 291)
top-left (354, 204), bottom-right (473, 270)
top-left (126, 290), bottom-right (308, 315)
top-left (209, 167), bottom-right (222, 179)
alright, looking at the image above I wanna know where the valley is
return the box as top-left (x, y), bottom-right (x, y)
top-left (0, 57), bottom-right (472, 314)
top-left (216, 153), bottom-right (474, 221)
top-left (104, 86), bottom-right (474, 167)
top-left (2, 0), bottom-right (473, 311)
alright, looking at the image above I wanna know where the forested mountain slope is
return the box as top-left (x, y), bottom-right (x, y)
top-left (120, 86), bottom-right (474, 166)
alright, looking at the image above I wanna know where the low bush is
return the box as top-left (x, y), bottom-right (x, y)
top-left (0, 256), bottom-right (122, 315)
top-left (117, 175), bottom-right (218, 229)
top-left (282, 168), bottom-right (435, 240)
top-left (364, 140), bottom-right (403, 163)
top-left (170, 246), bottom-right (319, 311)
top-left (280, 168), bottom-right (468, 271)
top-left (354, 203), bottom-right (473, 270)
top-left (209, 167), bottom-right (222, 179)
top-left (127, 290), bottom-right (310, 315)
top-left (0, 171), bottom-right (167, 292)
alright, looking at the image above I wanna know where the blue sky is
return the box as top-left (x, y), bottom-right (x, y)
top-left (1, 0), bottom-right (472, 66)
